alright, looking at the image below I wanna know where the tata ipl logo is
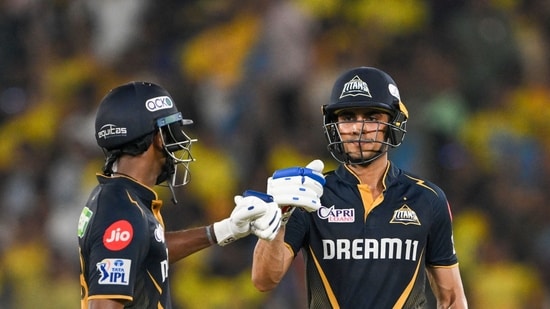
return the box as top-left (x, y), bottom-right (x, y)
top-left (97, 258), bottom-right (131, 285)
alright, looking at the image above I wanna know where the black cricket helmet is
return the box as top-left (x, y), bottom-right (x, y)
top-left (95, 81), bottom-right (196, 187)
top-left (322, 67), bottom-right (408, 165)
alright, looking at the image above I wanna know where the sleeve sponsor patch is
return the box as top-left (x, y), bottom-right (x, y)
top-left (103, 220), bottom-right (134, 251)
top-left (96, 258), bottom-right (131, 285)
top-left (77, 207), bottom-right (93, 238)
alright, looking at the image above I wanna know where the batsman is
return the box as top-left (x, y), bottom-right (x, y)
top-left (78, 82), bottom-right (283, 309)
top-left (251, 66), bottom-right (468, 308)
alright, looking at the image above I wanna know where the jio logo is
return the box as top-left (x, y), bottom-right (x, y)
top-left (103, 220), bottom-right (134, 251)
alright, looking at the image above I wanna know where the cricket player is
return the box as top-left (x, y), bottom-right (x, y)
top-left (78, 81), bottom-right (281, 308)
top-left (252, 67), bottom-right (468, 308)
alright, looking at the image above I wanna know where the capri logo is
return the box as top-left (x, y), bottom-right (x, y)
top-left (318, 205), bottom-right (355, 223)
top-left (146, 96), bottom-right (173, 112)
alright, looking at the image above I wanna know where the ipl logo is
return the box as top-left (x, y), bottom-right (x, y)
top-left (97, 258), bottom-right (131, 285)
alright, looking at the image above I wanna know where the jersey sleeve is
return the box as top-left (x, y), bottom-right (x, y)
top-left (86, 199), bottom-right (150, 300)
top-left (284, 208), bottom-right (310, 256)
top-left (425, 188), bottom-right (458, 267)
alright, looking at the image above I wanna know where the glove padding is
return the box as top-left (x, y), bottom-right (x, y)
top-left (267, 159), bottom-right (325, 224)
top-left (213, 194), bottom-right (271, 246)
top-left (250, 201), bottom-right (282, 241)
top-left (241, 190), bottom-right (282, 241)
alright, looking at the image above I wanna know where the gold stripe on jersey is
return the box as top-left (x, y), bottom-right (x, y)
top-left (87, 294), bottom-right (133, 301)
top-left (80, 248), bottom-right (89, 309)
top-left (148, 270), bottom-right (163, 293)
top-left (309, 245), bottom-right (340, 308)
top-left (405, 175), bottom-right (438, 196)
top-left (284, 242), bottom-right (295, 256)
top-left (392, 249), bottom-right (424, 308)
top-left (127, 190), bottom-right (165, 228)
top-left (127, 191), bottom-right (147, 217)
top-left (151, 199), bottom-right (165, 228)
top-left (428, 262), bottom-right (460, 269)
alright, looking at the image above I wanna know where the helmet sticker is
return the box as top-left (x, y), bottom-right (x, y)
top-left (339, 75), bottom-right (372, 99)
top-left (97, 124), bottom-right (128, 140)
top-left (145, 96), bottom-right (174, 112)
top-left (388, 84), bottom-right (400, 100)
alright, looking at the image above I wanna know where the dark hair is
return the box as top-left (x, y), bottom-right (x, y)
top-left (102, 132), bottom-right (155, 175)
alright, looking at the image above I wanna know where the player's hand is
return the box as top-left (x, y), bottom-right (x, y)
top-left (240, 190), bottom-right (282, 241)
top-left (213, 193), bottom-right (272, 246)
top-left (267, 159), bottom-right (325, 224)
top-left (251, 199), bottom-right (282, 241)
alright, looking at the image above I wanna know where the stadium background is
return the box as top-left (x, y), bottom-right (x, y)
top-left (0, 0), bottom-right (549, 308)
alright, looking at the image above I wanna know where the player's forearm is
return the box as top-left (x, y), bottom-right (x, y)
top-left (428, 266), bottom-right (468, 309)
top-left (433, 285), bottom-right (468, 309)
top-left (251, 226), bottom-right (291, 291)
top-left (435, 294), bottom-right (468, 309)
top-left (88, 298), bottom-right (126, 309)
top-left (165, 226), bottom-right (213, 263)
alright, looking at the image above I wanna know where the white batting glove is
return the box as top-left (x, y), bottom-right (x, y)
top-left (267, 159), bottom-right (325, 225)
top-left (251, 199), bottom-right (282, 241)
top-left (236, 190), bottom-right (282, 241)
top-left (213, 194), bottom-right (271, 246)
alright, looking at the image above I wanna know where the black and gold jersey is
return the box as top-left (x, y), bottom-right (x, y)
top-left (285, 162), bottom-right (458, 308)
top-left (78, 174), bottom-right (170, 308)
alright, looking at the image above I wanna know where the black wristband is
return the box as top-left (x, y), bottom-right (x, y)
top-left (206, 225), bottom-right (216, 245)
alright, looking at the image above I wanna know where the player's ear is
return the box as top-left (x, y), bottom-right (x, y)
top-left (152, 131), bottom-right (164, 150)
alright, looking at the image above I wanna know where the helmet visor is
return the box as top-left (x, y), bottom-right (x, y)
top-left (156, 113), bottom-right (197, 187)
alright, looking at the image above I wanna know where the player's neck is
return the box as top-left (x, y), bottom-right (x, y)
top-left (346, 155), bottom-right (388, 189)
top-left (115, 152), bottom-right (159, 188)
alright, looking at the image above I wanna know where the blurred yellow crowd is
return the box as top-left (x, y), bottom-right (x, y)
top-left (0, 0), bottom-right (549, 308)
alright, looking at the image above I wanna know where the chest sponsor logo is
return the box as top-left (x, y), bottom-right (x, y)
top-left (97, 258), bottom-right (131, 285)
top-left (390, 204), bottom-right (421, 226)
top-left (103, 220), bottom-right (134, 251)
top-left (322, 238), bottom-right (419, 261)
top-left (318, 205), bottom-right (355, 223)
